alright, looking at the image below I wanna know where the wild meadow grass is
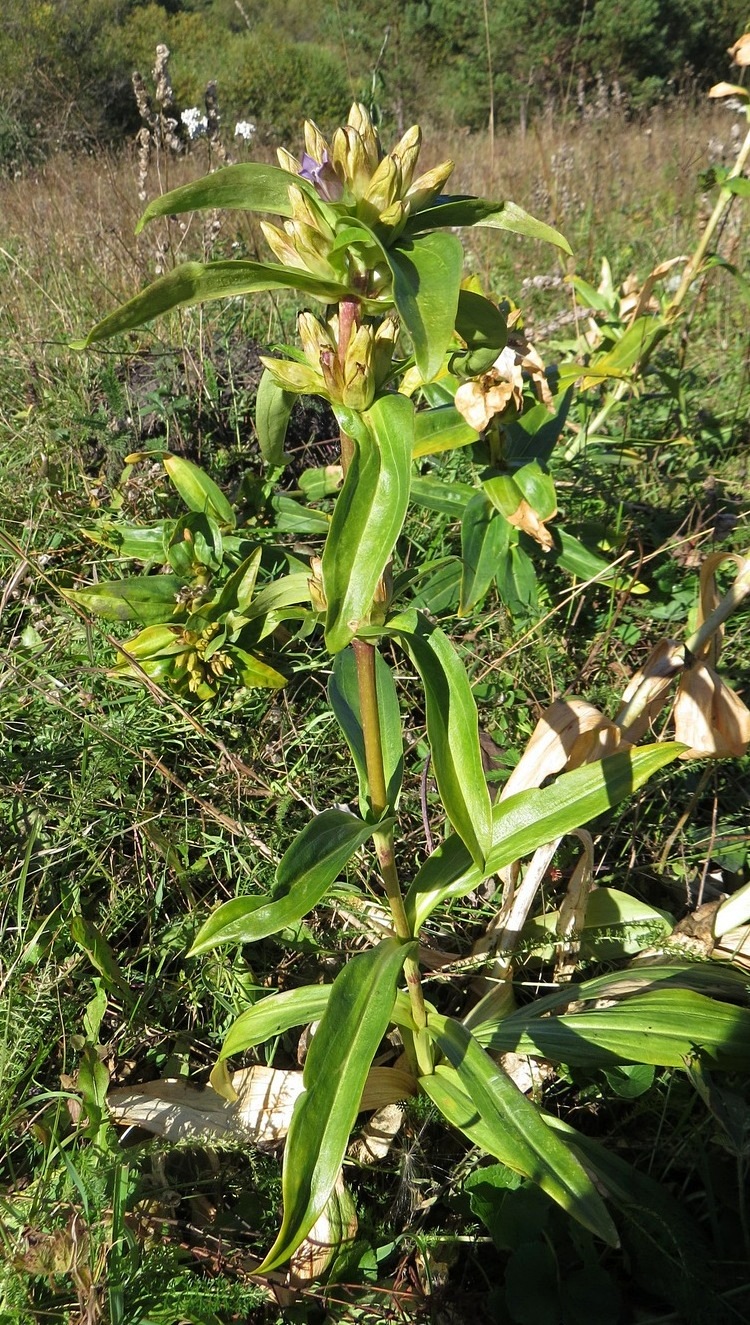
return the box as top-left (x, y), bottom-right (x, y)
top-left (0, 100), bottom-right (749, 1322)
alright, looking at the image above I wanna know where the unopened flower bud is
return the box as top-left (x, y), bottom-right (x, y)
top-left (342, 323), bottom-right (376, 410)
top-left (390, 124), bottom-right (422, 192)
top-left (347, 103), bottom-right (381, 173)
top-left (363, 155), bottom-right (402, 216)
top-left (277, 147), bottom-right (301, 175)
top-left (303, 119), bottom-right (329, 165)
top-left (407, 159), bottom-right (455, 212)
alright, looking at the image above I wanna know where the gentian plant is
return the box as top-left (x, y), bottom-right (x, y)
top-left (71, 105), bottom-right (750, 1274)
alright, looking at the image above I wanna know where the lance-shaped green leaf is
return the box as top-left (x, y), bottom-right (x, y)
top-left (163, 454), bottom-right (236, 526)
top-left (71, 260), bottom-right (348, 349)
top-left (237, 572), bottom-right (312, 628)
top-left (459, 492), bottom-right (506, 615)
top-left (409, 474), bottom-right (475, 515)
top-left (70, 916), bottom-right (135, 1007)
top-left (135, 162), bottom-right (317, 233)
top-left (219, 985), bottom-right (418, 1062)
top-left (422, 1014), bottom-right (618, 1244)
top-left (232, 649), bottom-right (287, 690)
top-left (206, 549), bottom-right (262, 619)
top-left (385, 232), bottom-right (463, 381)
top-left (82, 522), bottom-right (172, 562)
top-left (322, 395), bottom-right (414, 654)
top-left (579, 316), bottom-right (669, 387)
top-left (518, 887), bottom-right (672, 964)
top-left (259, 937), bottom-right (414, 1272)
top-left (505, 392), bottom-right (572, 468)
top-left (544, 1116), bottom-right (721, 1319)
top-left (254, 368), bottom-right (294, 467)
top-left (481, 989), bottom-right (750, 1070)
top-left (388, 609), bottom-right (491, 867)
top-left (329, 646), bottom-right (404, 818)
top-left (412, 405), bottom-right (479, 459)
top-left (188, 809), bottom-right (382, 954)
top-left (220, 985), bottom-right (334, 1061)
top-left (548, 529), bottom-right (627, 586)
top-left (405, 743), bottom-right (684, 930)
top-left (454, 288), bottom-right (508, 353)
top-left (64, 574), bottom-right (183, 624)
top-left (405, 196), bottom-right (572, 255)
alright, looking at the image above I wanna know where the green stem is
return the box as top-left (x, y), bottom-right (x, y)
top-left (351, 638), bottom-right (432, 1069)
top-left (335, 296), bottom-right (431, 1069)
top-left (665, 119), bottom-right (750, 319)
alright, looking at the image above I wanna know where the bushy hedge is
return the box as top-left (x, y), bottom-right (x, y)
top-left (1, 0), bottom-right (748, 171)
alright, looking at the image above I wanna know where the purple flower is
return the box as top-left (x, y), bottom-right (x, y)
top-left (299, 150), bottom-right (344, 202)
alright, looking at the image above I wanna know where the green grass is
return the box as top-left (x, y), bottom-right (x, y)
top-left (1, 100), bottom-right (749, 1322)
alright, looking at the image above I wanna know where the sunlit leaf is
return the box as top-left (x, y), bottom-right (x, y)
top-left (188, 809), bottom-right (381, 953)
top-left (386, 232), bottom-right (463, 380)
top-left (405, 196), bottom-right (571, 254)
top-left (423, 1014), bottom-right (618, 1243)
top-left (322, 396), bottom-right (414, 653)
top-left (329, 646), bottom-right (404, 817)
top-left (135, 162), bottom-right (312, 233)
top-left (483, 989), bottom-right (750, 1069)
top-left (412, 405), bottom-right (479, 459)
top-left (64, 575), bottom-right (183, 624)
top-left (72, 260), bottom-right (347, 348)
top-left (388, 609), bottom-right (492, 867)
top-left (259, 937), bottom-right (413, 1271)
top-left (255, 368), bottom-right (294, 467)
top-left (406, 743), bottom-right (684, 929)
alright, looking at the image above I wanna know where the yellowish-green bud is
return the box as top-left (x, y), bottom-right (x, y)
top-left (390, 124), bottom-right (422, 193)
top-left (303, 119), bottom-right (330, 165)
top-left (288, 184), bottom-right (335, 240)
top-left (260, 220), bottom-right (307, 271)
top-left (298, 310), bottom-right (334, 367)
top-left (284, 219), bottom-right (338, 281)
top-left (347, 103), bottom-right (381, 173)
top-left (407, 159), bottom-right (455, 212)
top-left (332, 125), bottom-right (369, 196)
top-left (277, 147), bottom-right (301, 175)
top-left (260, 355), bottom-right (326, 396)
top-left (308, 556), bottom-right (327, 613)
top-left (377, 199), bottom-right (407, 236)
top-left (373, 315), bottom-right (399, 386)
top-left (362, 156), bottom-right (402, 220)
top-left (342, 323), bottom-right (376, 410)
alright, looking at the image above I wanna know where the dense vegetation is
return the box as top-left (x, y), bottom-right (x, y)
top-left (1, 0), bottom-right (749, 168)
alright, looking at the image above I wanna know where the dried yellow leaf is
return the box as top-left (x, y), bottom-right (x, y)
top-left (673, 661), bottom-right (750, 759)
top-left (728, 33), bottom-right (750, 65)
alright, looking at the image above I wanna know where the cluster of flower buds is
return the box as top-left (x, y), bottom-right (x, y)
top-left (261, 311), bottom-right (399, 412)
top-left (260, 104), bottom-right (454, 302)
top-left (280, 104), bottom-right (454, 230)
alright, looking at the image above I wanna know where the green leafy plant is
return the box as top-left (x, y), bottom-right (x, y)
top-left (70, 102), bottom-right (750, 1276)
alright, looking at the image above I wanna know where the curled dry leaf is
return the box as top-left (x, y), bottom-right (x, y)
top-left (616, 638), bottom-right (684, 741)
top-left (500, 1052), bottom-right (553, 1096)
top-left (288, 1171), bottom-right (358, 1286)
top-left (709, 81), bottom-right (749, 100)
top-left (349, 1102), bottom-right (404, 1164)
top-left (728, 33), bottom-right (750, 65)
top-left (107, 1066), bottom-right (304, 1146)
top-left (500, 698), bottom-right (628, 802)
top-left (503, 498), bottom-right (555, 551)
top-left (673, 660), bottom-right (750, 759)
top-left (554, 830), bottom-right (595, 982)
top-left (107, 1062), bottom-right (416, 1146)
